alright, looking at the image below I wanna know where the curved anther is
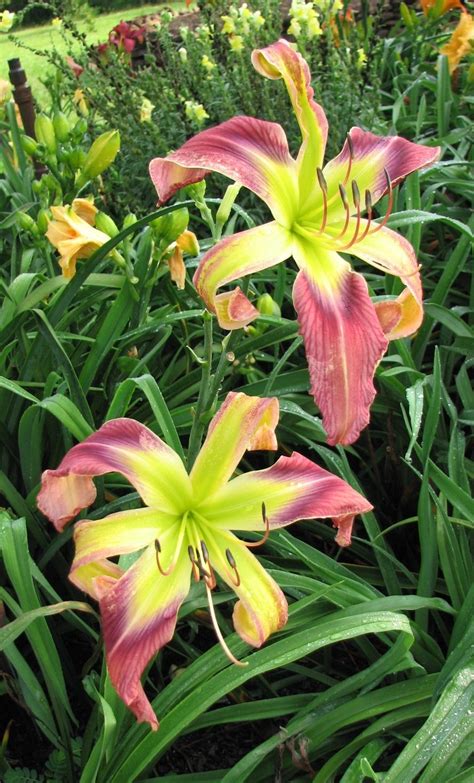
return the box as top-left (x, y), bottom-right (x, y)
top-left (336, 180), bottom-right (361, 251)
top-left (342, 132), bottom-right (354, 186)
top-left (188, 544), bottom-right (200, 582)
top-left (358, 188), bottom-right (373, 242)
top-left (316, 168), bottom-right (328, 234)
top-left (244, 502), bottom-right (271, 549)
top-left (334, 183), bottom-right (350, 239)
top-left (369, 167), bottom-right (393, 234)
top-left (225, 547), bottom-right (241, 587)
top-left (200, 539), bottom-right (216, 589)
top-left (154, 538), bottom-right (176, 577)
top-left (204, 582), bottom-right (248, 667)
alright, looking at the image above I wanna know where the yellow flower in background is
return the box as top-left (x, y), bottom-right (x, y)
top-left (52, 17), bottom-right (62, 28)
top-left (46, 199), bottom-right (110, 279)
top-left (184, 100), bottom-right (209, 126)
top-left (139, 97), bottom-right (154, 123)
top-left (201, 54), bottom-right (216, 72)
top-left (357, 47), bottom-right (368, 69)
top-left (440, 12), bottom-right (474, 73)
top-left (0, 9), bottom-right (15, 31)
top-left (178, 46), bottom-right (188, 62)
top-left (73, 88), bottom-right (89, 117)
top-left (289, 1), bottom-right (322, 38)
top-left (0, 78), bottom-right (11, 105)
top-left (229, 34), bottom-right (244, 52)
top-left (221, 15), bottom-right (236, 35)
top-left (307, 16), bottom-right (322, 37)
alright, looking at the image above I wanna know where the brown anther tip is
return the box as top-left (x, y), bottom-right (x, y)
top-left (187, 545), bottom-right (195, 562)
top-left (347, 133), bottom-right (354, 158)
top-left (316, 167), bottom-right (328, 193)
top-left (338, 183), bottom-right (348, 206)
top-left (365, 189), bottom-right (372, 209)
top-left (351, 180), bottom-right (360, 207)
top-left (154, 539), bottom-right (161, 553)
top-left (201, 540), bottom-right (209, 563)
top-left (383, 167), bottom-right (391, 189)
top-left (261, 501), bottom-right (266, 518)
top-left (225, 548), bottom-right (236, 568)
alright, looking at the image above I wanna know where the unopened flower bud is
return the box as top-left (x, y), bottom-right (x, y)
top-left (67, 148), bottom-right (86, 171)
top-left (34, 114), bottom-right (56, 154)
top-left (20, 134), bottom-right (38, 156)
top-left (122, 213), bottom-right (137, 229)
top-left (17, 211), bottom-right (37, 233)
top-left (95, 211), bottom-right (119, 237)
top-left (36, 208), bottom-right (50, 234)
top-left (257, 293), bottom-right (281, 318)
top-left (78, 130), bottom-right (120, 184)
top-left (72, 117), bottom-right (88, 138)
top-left (216, 182), bottom-right (241, 229)
top-left (53, 111), bottom-right (71, 142)
top-left (152, 207), bottom-right (189, 245)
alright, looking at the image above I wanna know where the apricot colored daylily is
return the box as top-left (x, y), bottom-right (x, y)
top-left (37, 392), bottom-right (372, 730)
top-left (149, 40), bottom-right (440, 446)
top-left (46, 199), bottom-right (109, 278)
top-left (440, 12), bottom-right (474, 73)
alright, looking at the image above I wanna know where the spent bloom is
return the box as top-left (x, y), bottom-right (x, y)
top-left (37, 392), bottom-right (372, 729)
top-left (150, 40), bottom-right (440, 446)
top-left (46, 199), bottom-right (110, 278)
top-left (166, 229), bottom-right (200, 289)
top-left (0, 10), bottom-right (14, 32)
top-left (440, 12), bottom-right (474, 73)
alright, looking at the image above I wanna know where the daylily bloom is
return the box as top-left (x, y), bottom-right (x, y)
top-left (46, 199), bottom-right (110, 278)
top-left (37, 392), bottom-right (372, 729)
top-left (149, 40), bottom-right (440, 446)
top-left (440, 12), bottom-right (474, 73)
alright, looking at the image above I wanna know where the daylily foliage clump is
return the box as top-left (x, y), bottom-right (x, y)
top-left (150, 40), bottom-right (440, 446)
top-left (38, 392), bottom-right (371, 729)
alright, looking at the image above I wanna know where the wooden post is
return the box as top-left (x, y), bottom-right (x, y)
top-left (8, 57), bottom-right (47, 178)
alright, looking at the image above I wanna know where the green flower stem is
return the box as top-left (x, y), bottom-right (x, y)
top-left (187, 310), bottom-right (214, 470)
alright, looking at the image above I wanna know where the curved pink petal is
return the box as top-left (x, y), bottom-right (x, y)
top-left (95, 543), bottom-right (191, 730)
top-left (193, 221), bottom-right (293, 330)
top-left (204, 531), bottom-right (288, 647)
top-left (37, 418), bottom-right (192, 530)
top-left (347, 222), bottom-right (423, 339)
top-left (252, 39), bottom-right (328, 185)
top-left (149, 116), bottom-right (298, 223)
top-left (198, 452), bottom-right (372, 546)
top-left (292, 242), bottom-right (388, 445)
top-left (319, 129), bottom-right (440, 220)
top-left (69, 558), bottom-right (123, 599)
top-left (190, 392), bottom-right (279, 503)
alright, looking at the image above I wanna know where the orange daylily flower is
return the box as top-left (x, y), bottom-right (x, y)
top-left (46, 198), bottom-right (110, 278)
top-left (167, 229), bottom-right (199, 289)
top-left (440, 11), bottom-right (474, 72)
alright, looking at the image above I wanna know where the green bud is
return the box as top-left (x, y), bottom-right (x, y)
top-left (53, 111), bottom-right (71, 143)
top-left (400, 2), bottom-right (415, 27)
top-left (79, 130), bottom-right (120, 183)
top-left (72, 117), bottom-right (88, 137)
top-left (36, 208), bottom-right (50, 234)
top-left (67, 148), bottom-right (86, 171)
top-left (257, 293), bottom-right (281, 318)
top-left (185, 180), bottom-right (206, 202)
top-left (216, 182), bottom-right (241, 229)
top-left (32, 179), bottom-right (43, 195)
top-left (122, 213), bottom-right (137, 229)
top-left (21, 134), bottom-right (38, 156)
top-left (34, 114), bottom-right (56, 154)
top-left (95, 211), bottom-right (119, 237)
top-left (151, 207), bottom-right (189, 245)
top-left (17, 211), bottom-right (37, 233)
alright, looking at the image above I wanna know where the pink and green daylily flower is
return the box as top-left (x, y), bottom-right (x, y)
top-left (149, 40), bottom-right (440, 446)
top-left (37, 392), bottom-right (372, 730)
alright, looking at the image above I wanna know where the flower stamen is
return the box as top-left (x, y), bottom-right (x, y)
top-left (336, 180), bottom-right (361, 251)
top-left (342, 133), bottom-right (354, 187)
top-left (369, 168), bottom-right (393, 234)
top-left (315, 168), bottom-right (328, 234)
top-left (244, 502), bottom-right (270, 548)
top-left (225, 547), bottom-right (241, 587)
top-left (204, 581), bottom-right (248, 667)
top-left (200, 539), bottom-right (216, 589)
top-left (334, 183), bottom-right (350, 239)
top-left (154, 517), bottom-right (187, 576)
top-left (357, 189), bottom-right (373, 242)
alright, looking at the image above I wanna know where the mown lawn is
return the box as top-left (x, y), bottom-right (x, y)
top-left (0, 2), bottom-right (186, 101)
